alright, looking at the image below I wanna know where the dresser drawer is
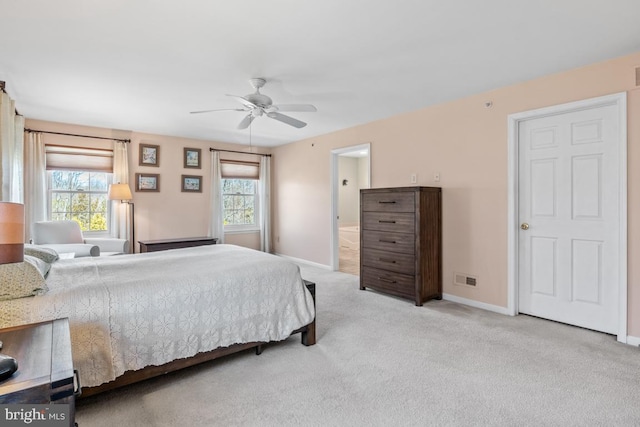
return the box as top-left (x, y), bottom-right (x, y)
top-left (362, 247), bottom-right (415, 275)
top-left (361, 266), bottom-right (414, 297)
top-left (362, 230), bottom-right (415, 255)
top-left (362, 212), bottom-right (415, 233)
top-left (362, 191), bottom-right (415, 213)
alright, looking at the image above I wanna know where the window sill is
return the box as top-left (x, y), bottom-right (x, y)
top-left (82, 231), bottom-right (111, 238)
top-left (224, 228), bottom-right (260, 235)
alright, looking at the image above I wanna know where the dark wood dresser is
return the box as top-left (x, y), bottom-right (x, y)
top-left (360, 186), bottom-right (442, 305)
top-left (138, 237), bottom-right (218, 253)
top-left (0, 318), bottom-right (77, 426)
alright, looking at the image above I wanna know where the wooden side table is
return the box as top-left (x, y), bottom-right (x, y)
top-left (0, 319), bottom-right (77, 426)
top-left (138, 237), bottom-right (218, 253)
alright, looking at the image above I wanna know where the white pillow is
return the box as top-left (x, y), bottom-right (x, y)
top-left (0, 255), bottom-right (49, 301)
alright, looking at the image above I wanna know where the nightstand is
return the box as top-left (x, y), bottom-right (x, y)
top-left (0, 318), bottom-right (78, 426)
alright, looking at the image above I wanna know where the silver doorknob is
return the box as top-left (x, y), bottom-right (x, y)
top-left (521, 223), bottom-right (529, 230)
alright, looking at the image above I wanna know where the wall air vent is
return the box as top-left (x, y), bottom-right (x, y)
top-left (454, 273), bottom-right (477, 287)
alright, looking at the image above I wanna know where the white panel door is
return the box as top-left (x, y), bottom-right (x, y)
top-left (518, 103), bottom-right (620, 334)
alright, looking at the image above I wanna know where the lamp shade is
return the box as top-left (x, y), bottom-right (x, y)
top-left (0, 202), bottom-right (24, 264)
top-left (107, 183), bottom-right (133, 201)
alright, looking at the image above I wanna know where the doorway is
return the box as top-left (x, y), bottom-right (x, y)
top-left (331, 144), bottom-right (370, 273)
top-left (507, 93), bottom-right (627, 342)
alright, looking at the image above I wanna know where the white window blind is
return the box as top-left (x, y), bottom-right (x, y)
top-left (45, 145), bottom-right (114, 172)
top-left (220, 160), bottom-right (259, 179)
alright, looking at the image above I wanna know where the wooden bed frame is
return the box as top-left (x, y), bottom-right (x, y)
top-left (80, 281), bottom-right (316, 398)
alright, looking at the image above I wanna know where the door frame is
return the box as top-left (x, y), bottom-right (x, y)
top-left (330, 143), bottom-right (371, 271)
top-left (506, 92), bottom-right (627, 343)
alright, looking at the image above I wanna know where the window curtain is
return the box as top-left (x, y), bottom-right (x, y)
top-left (209, 150), bottom-right (224, 243)
top-left (111, 141), bottom-right (131, 248)
top-left (24, 132), bottom-right (47, 242)
top-left (258, 155), bottom-right (271, 253)
top-left (0, 91), bottom-right (24, 202)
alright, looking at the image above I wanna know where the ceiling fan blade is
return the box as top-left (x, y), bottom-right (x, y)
top-left (272, 104), bottom-right (317, 112)
top-left (226, 94), bottom-right (258, 109)
top-left (237, 113), bottom-right (255, 129)
top-left (190, 108), bottom-right (246, 114)
top-left (267, 112), bottom-right (307, 128)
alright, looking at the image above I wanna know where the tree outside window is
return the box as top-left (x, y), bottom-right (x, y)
top-left (49, 170), bottom-right (111, 232)
top-left (222, 179), bottom-right (257, 228)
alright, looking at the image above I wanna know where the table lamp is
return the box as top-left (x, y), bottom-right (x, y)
top-left (107, 183), bottom-right (135, 253)
top-left (0, 202), bottom-right (24, 264)
top-left (0, 202), bottom-right (23, 381)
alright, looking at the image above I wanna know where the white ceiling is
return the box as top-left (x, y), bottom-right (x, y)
top-left (2, 1), bottom-right (639, 147)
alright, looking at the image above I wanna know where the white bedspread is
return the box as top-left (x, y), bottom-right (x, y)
top-left (0, 244), bottom-right (315, 388)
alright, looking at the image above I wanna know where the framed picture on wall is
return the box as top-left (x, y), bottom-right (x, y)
top-left (181, 175), bottom-right (202, 193)
top-left (139, 143), bottom-right (159, 167)
top-left (135, 173), bottom-right (160, 192)
top-left (184, 147), bottom-right (201, 169)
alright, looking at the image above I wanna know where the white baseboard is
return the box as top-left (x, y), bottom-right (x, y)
top-left (626, 335), bottom-right (640, 347)
top-left (444, 294), bottom-right (640, 347)
top-left (442, 293), bottom-right (511, 316)
top-left (275, 253), bottom-right (333, 270)
top-left (273, 258), bottom-right (640, 346)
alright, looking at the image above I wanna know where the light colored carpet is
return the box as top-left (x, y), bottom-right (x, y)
top-left (76, 264), bottom-right (640, 426)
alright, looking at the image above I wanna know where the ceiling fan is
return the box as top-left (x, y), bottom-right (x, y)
top-left (190, 78), bottom-right (317, 129)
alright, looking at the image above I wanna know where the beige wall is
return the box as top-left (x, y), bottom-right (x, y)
top-left (272, 51), bottom-right (640, 337)
top-left (24, 119), bottom-right (267, 251)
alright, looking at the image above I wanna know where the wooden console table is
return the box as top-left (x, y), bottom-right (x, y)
top-left (138, 237), bottom-right (218, 253)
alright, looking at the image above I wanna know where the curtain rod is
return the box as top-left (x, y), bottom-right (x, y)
top-left (209, 148), bottom-right (271, 157)
top-left (24, 128), bottom-right (131, 143)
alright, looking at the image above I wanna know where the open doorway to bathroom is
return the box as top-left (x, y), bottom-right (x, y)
top-left (331, 144), bottom-right (370, 274)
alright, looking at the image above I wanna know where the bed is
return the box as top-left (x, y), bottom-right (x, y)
top-left (0, 244), bottom-right (316, 396)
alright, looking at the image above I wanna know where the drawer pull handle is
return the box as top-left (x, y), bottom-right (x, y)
top-left (378, 277), bottom-right (397, 284)
top-left (378, 201), bottom-right (397, 204)
top-left (378, 220), bottom-right (396, 224)
top-left (379, 239), bottom-right (396, 244)
top-left (379, 258), bottom-right (397, 264)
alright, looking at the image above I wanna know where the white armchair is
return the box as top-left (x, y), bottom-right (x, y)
top-left (32, 220), bottom-right (129, 257)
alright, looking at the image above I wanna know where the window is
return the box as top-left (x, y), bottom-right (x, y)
top-left (49, 170), bottom-right (111, 233)
top-left (222, 178), bottom-right (258, 230)
top-left (45, 144), bottom-right (114, 234)
top-left (220, 159), bottom-right (260, 232)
